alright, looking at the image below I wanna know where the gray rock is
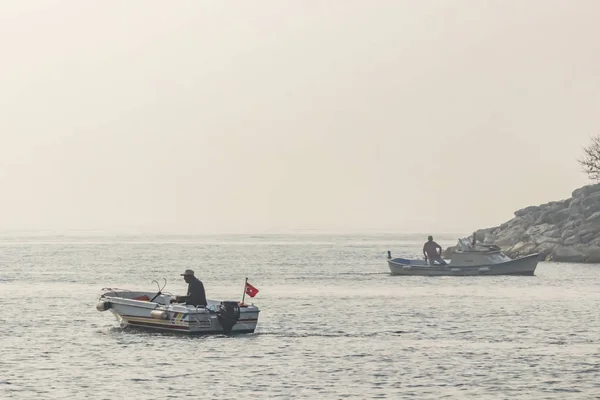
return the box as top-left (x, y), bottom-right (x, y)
top-left (580, 232), bottom-right (597, 244)
top-left (563, 235), bottom-right (581, 246)
top-left (474, 227), bottom-right (496, 243)
top-left (549, 208), bottom-right (572, 225)
top-left (561, 228), bottom-right (576, 240)
top-left (545, 229), bottom-right (562, 239)
top-left (564, 215), bottom-right (583, 227)
top-left (576, 222), bottom-right (600, 238)
top-left (494, 226), bottom-right (526, 247)
top-left (586, 210), bottom-right (600, 222)
top-left (581, 191), bottom-right (600, 207)
top-left (582, 201), bottom-right (600, 217)
top-left (533, 235), bottom-right (561, 245)
top-left (572, 183), bottom-right (600, 198)
top-left (505, 241), bottom-right (537, 258)
top-left (536, 243), bottom-right (557, 259)
top-left (568, 197), bottom-right (583, 212)
top-left (525, 223), bottom-right (554, 235)
top-left (550, 246), bottom-right (586, 263)
top-left (514, 205), bottom-right (540, 217)
top-left (574, 245), bottom-right (600, 263)
top-left (470, 183), bottom-right (600, 263)
top-left (535, 210), bottom-right (555, 225)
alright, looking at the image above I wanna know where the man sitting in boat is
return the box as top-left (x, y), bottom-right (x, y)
top-left (423, 236), bottom-right (447, 266)
top-left (170, 269), bottom-right (208, 307)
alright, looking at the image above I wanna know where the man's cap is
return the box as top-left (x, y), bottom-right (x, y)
top-left (181, 269), bottom-right (195, 276)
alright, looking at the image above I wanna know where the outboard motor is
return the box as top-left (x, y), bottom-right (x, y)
top-left (216, 301), bottom-right (241, 334)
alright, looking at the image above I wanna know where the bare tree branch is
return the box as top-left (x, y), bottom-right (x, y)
top-left (578, 135), bottom-right (600, 181)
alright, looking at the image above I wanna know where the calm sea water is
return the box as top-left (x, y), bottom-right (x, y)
top-left (1, 233), bottom-right (599, 399)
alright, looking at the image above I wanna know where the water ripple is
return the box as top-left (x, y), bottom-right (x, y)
top-left (1, 234), bottom-right (599, 399)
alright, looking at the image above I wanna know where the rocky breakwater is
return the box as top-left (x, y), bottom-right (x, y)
top-left (453, 183), bottom-right (600, 263)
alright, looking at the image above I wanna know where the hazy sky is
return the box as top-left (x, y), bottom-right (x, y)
top-left (1, 1), bottom-right (599, 234)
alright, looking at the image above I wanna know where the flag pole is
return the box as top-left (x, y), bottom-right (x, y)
top-left (241, 277), bottom-right (248, 304)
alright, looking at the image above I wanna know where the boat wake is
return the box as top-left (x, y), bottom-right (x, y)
top-left (252, 330), bottom-right (408, 338)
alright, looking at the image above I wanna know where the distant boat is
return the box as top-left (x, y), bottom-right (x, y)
top-left (387, 237), bottom-right (538, 276)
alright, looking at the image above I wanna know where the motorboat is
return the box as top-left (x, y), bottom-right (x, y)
top-left (96, 280), bottom-right (260, 334)
top-left (387, 237), bottom-right (539, 276)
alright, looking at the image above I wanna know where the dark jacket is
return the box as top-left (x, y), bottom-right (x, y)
top-left (180, 276), bottom-right (207, 307)
top-left (423, 241), bottom-right (442, 259)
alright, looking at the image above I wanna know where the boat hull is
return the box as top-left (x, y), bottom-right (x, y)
top-left (98, 290), bottom-right (259, 335)
top-left (388, 254), bottom-right (539, 276)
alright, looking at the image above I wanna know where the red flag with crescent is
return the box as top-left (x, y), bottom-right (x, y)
top-left (245, 282), bottom-right (259, 298)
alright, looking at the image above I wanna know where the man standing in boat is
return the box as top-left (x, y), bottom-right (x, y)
top-left (423, 236), bottom-right (447, 266)
top-left (171, 269), bottom-right (208, 307)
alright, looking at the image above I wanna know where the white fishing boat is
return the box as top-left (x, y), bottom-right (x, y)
top-left (387, 237), bottom-right (539, 276)
top-left (96, 280), bottom-right (260, 334)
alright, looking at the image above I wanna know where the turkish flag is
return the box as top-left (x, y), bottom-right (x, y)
top-left (245, 282), bottom-right (259, 298)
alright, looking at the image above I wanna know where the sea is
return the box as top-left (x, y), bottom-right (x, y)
top-left (1, 233), bottom-right (599, 399)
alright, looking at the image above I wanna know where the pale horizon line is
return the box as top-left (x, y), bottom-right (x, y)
top-left (0, 228), bottom-right (471, 237)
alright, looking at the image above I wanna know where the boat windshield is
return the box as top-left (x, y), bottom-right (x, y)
top-left (455, 237), bottom-right (501, 253)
